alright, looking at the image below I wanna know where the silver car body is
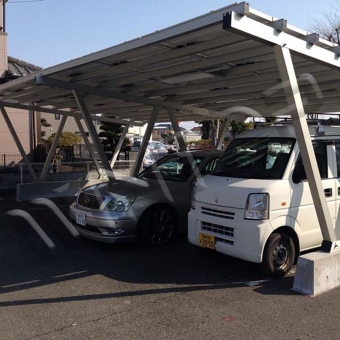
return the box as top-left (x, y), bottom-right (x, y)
top-left (69, 150), bottom-right (222, 244)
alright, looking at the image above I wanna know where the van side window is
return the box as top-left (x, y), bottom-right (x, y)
top-left (335, 142), bottom-right (340, 177)
top-left (293, 142), bottom-right (328, 181)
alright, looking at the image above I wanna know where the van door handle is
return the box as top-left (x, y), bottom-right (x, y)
top-left (324, 188), bottom-right (332, 197)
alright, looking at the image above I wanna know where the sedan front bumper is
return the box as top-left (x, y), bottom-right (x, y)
top-left (69, 203), bottom-right (138, 244)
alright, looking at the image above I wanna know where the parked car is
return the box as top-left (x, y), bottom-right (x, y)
top-left (148, 141), bottom-right (167, 153)
top-left (187, 123), bottom-right (340, 277)
top-left (142, 148), bottom-right (156, 168)
top-left (69, 150), bottom-right (222, 246)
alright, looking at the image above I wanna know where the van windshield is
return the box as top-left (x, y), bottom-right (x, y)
top-left (213, 137), bottom-right (295, 179)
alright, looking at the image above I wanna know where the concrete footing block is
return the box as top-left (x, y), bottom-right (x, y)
top-left (293, 250), bottom-right (340, 296)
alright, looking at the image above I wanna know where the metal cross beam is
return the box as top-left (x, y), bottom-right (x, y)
top-left (223, 11), bottom-right (340, 69)
top-left (34, 76), bottom-right (214, 117)
top-left (0, 101), bottom-right (79, 117)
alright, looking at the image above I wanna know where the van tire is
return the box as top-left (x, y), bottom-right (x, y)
top-left (261, 232), bottom-right (295, 278)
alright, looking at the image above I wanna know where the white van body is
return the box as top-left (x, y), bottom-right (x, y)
top-left (188, 124), bottom-right (340, 277)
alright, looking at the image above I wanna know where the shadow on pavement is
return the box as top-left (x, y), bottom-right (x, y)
top-left (0, 195), bottom-right (298, 307)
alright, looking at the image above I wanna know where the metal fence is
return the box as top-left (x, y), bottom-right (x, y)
top-left (0, 160), bottom-right (136, 189)
top-left (0, 154), bottom-right (24, 167)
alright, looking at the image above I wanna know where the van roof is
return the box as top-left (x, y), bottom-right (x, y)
top-left (235, 124), bottom-right (340, 139)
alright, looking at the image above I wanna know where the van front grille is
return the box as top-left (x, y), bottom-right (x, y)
top-left (202, 221), bottom-right (234, 238)
top-left (216, 237), bottom-right (234, 245)
top-left (201, 207), bottom-right (235, 220)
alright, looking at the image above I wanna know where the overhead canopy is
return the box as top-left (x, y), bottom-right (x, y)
top-left (0, 1), bottom-right (340, 124)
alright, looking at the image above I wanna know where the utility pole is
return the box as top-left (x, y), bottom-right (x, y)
top-left (1, 0), bottom-right (7, 33)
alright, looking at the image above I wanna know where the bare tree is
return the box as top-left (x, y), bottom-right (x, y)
top-left (309, 1), bottom-right (340, 44)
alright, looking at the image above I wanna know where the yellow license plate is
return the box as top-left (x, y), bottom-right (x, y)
top-left (198, 233), bottom-right (215, 249)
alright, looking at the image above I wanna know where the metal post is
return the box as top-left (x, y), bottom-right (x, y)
top-left (74, 117), bottom-right (102, 178)
top-left (110, 124), bottom-right (129, 168)
top-left (216, 119), bottom-right (229, 150)
top-left (72, 90), bottom-right (115, 180)
top-left (39, 115), bottom-right (67, 180)
top-left (167, 108), bottom-right (186, 151)
top-left (3, 0), bottom-right (6, 33)
top-left (131, 106), bottom-right (159, 177)
top-left (0, 105), bottom-right (38, 181)
top-left (20, 163), bottom-right (23, 184)
top-left (273, 45), bottom-right (337, 249)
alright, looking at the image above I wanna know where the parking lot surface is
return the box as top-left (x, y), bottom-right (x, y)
top-left (1, 189), bottom-right (340, 340)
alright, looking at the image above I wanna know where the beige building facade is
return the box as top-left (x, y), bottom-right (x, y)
top-left (0, 18), bottom-right (42, 158)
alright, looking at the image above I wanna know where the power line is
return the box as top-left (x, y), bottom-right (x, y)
top-left (7, 0), bottom-right (44, 3)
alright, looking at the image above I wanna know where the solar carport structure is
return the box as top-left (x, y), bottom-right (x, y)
top-left (2, 1), bottom-right (340, 293)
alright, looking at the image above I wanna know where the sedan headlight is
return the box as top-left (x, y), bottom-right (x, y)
top-left (105, 195), bottom-right (136, 212)
top-left (191, 185), bottom-right (197, 210)
top-left (244, 193), bottom-right (269, 220)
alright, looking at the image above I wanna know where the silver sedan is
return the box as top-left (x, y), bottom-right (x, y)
top-left (69, 150), bottom-right (222, 246)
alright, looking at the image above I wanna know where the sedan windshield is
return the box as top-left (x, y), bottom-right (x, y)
top-left (213, 137), bottom-right (295, 179)
top-left (138, 154), bottom-right (204, 182)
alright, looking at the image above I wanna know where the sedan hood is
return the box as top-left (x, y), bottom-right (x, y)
top-left (82, 177), bottom-right (183, 198)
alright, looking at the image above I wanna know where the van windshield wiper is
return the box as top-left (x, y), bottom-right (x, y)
top-left (213, 169), bottom-right (238, 177)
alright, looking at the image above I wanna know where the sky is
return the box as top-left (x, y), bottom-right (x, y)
top-left (4, 0), bottom-right (340, 129)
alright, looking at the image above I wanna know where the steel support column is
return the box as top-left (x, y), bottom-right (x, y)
top-left (110, 124), bottom-right (129, 168)
top-left (72, 90), bottom-right (115, 180)
top-left (74, 117), bottom-right (102, 177)
top-left (216, 119), bottom-right (229, 150)
top-left (0, 105), bottom-right (38, 181)
top-left (39, 114), bottom-right (67, 180)
top-left (167, 108), bottom-right (186, 152)
top-left (131, 106), bottom-right (159, 177)
top-left (274, 45), bottom-right (337, 246)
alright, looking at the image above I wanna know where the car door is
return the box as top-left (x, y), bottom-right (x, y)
top-left (333, 141), bottom-right (340, 238)
top-left (172, 155), bottom-right (221, 231)
top-left (290, 141), bottom-right (336, 250)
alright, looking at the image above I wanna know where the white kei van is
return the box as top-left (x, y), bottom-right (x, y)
top-left (188, 122), bottom-right (340, 277)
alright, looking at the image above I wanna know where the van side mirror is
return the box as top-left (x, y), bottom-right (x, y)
top-left (292, 164), bottom-right (306, 183)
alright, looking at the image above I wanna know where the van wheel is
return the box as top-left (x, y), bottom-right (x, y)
top-left (138, 206), bottom-right (177, 246)
top-left (260, 233), bottom-right (295, 278)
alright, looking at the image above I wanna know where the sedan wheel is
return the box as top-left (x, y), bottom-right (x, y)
top-left (139, 206), bottom-right (177, 246)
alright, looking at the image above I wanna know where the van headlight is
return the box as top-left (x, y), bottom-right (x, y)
top-left (191, 185), bottom-right (197, 210)
top-left (244, 193), bottom-right (269, 220)
top-left (105, 195), bottom-right (136, 212)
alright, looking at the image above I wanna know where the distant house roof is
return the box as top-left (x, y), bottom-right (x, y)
top-left (191, 127), bottom-right (201, 132)
top-left (1, 56), bottom-right (42, 83)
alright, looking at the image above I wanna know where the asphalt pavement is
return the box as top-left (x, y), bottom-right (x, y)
top-left (1, 189), bottom-right (340, 340)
